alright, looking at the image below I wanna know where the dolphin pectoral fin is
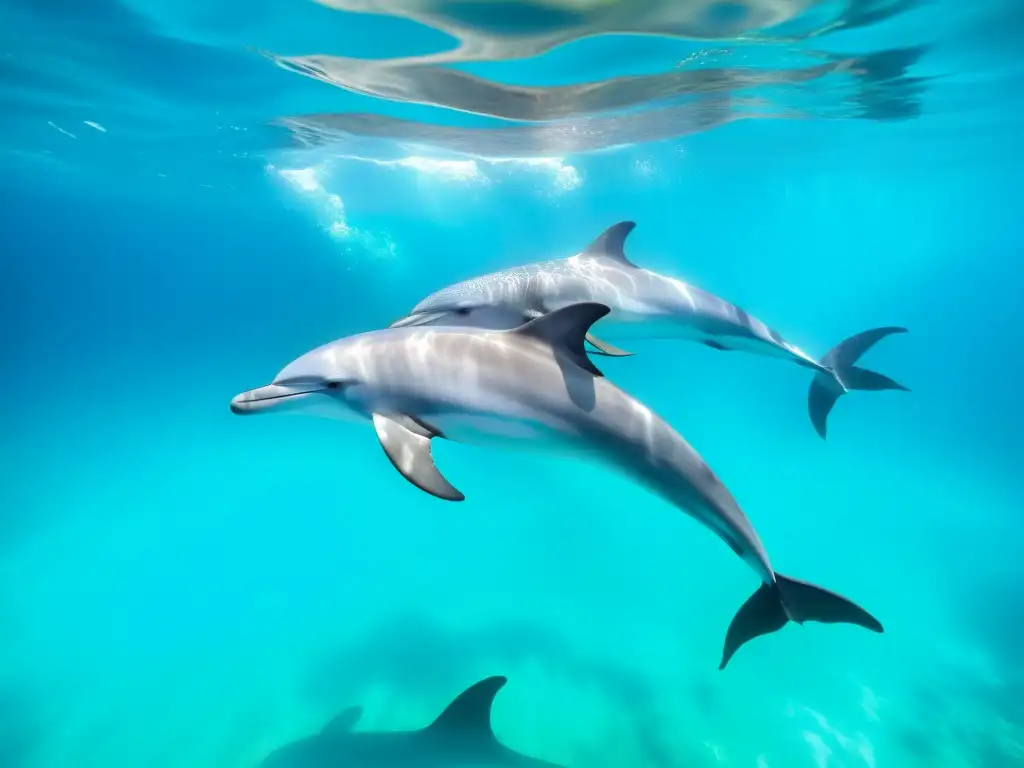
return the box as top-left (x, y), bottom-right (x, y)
top-left (388, 413), bottom-right (446, 439)
top-left (372, 413), bottom-right (464, 502)
top-left (703, 340), bottom-right (731, 351)
top-left (719, 574), bottom-right (883, 670)
top-left (580, 221), bottom-right (639, 267)
top-left (512, 302), bottom-right (611, 377)
top-left (585, 333), bottom-right (633, 357)
top-left (321, 706), bottom-right (363, 735)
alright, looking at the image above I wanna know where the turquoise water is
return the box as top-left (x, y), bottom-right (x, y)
top-left (2, 1), bottom-right (1022, 766)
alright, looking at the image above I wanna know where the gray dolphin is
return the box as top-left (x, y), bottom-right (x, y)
top-left (389, 221), bottom-right (908, 439)
top-left (260, 675), bottom-right (563, 768)
top-left (231, 303), bottom-right (883, 668)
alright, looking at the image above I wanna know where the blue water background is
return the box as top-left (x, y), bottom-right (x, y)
top-left (1, 1), bottom-right (1023, 766)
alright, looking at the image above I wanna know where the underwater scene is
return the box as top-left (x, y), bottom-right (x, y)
top-left (2, 1), bottom-right (1023, 766)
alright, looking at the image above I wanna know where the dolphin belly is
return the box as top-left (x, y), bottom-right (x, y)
top-left (692, 330), bottom-right (823, 368)
top-left (431, 413), bottom-right (551, 445)
top-left (590, 306), bottom-right (824, 371)
top-left (422, 407), bottom-right (576, 453)
top-left (584, 310), bottom-right (705, 341)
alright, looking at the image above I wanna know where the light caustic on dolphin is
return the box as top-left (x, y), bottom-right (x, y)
top-left (389, 221), bottom-right (909, 439)
top-left (260, 675), bottom-right (563, 768)
top-left (231, 304), bottom-right (884, 668)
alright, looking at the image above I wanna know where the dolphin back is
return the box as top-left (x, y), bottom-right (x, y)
top-left (259, 677), bottom-right (566, 768)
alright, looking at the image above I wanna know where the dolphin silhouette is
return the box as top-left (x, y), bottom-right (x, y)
top-left (390, 221), bottom-right (909, 439)
top-left (260, 675), bottom-right (563, 768)
top-left (232, 303), bottom-right (883, 668)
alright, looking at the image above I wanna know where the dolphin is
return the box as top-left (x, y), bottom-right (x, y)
top-left (260, 675), bottom-right (563, 768)
top-left (231, 302), bottom-right (884, 668)
top-left (389, 221), bottom-right (909, 439)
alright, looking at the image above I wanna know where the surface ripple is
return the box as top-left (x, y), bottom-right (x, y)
top-left (3, 0), bottom-right (1019, 171)
top-left (268, 0), bottom-right (930, 157)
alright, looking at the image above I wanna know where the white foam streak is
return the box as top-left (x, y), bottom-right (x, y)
top-left (271, 164), bottom-right (396, 259)
top-left (343, 153), bottom-right (583, 192)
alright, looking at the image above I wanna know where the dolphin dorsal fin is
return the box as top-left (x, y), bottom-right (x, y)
top-left (321, 705), bottom-right (363, 735)
top-left (426, 676), bottom-right (506, 742)
top-left (580, 221), bottom-right (638, 267)
top-left (512, 302), bottom-right (611, 377)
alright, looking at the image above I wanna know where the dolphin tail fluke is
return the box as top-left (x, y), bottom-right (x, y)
top-left (808, 326), bottom-right (909, 439)
top-left (719, 573), bottom-right (883, 670)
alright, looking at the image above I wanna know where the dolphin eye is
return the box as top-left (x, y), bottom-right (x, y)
top-left (454, 307), bottom-right (471, 316)
top-left (324, 378), bottom-right (357, 391)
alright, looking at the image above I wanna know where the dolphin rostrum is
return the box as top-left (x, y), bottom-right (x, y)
top-left (260, 675), bottom-right (563, 768)
top-left (231, 303), bottom-right (884, 668)
top-left (389, 221), bottom-right (909, 439)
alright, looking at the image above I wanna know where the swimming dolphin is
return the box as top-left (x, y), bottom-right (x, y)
top-left (260, 675), bottom-right (563, 768)
top-left (231, 303), bottom-right (883, 668)
top-left (389, 221), bottom-right (908, 439)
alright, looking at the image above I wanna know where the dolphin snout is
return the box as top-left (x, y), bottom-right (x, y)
top-left (230, 383), bottom-right (324, 416)
top-left (388, 311), bottom-right (454, 329)
top-left (230, 389), bottom-right (258, 415)
top-left (388, 312), bottom-right (429, 328)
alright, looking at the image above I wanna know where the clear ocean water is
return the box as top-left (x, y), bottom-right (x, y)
top-left (1, 1), bottom-right (1022, 766)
